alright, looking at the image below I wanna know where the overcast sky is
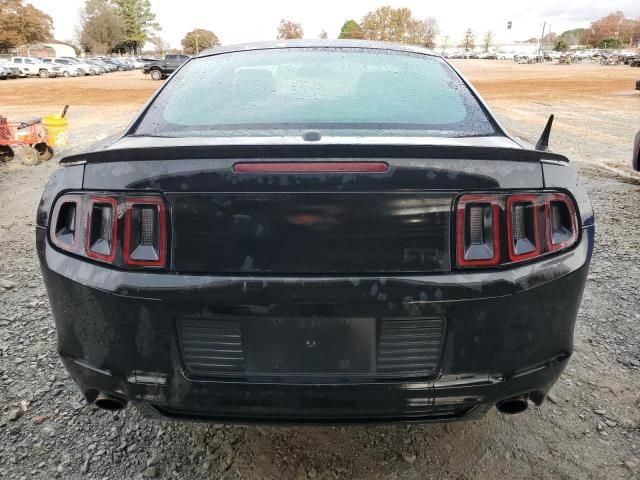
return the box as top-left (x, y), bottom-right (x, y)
top-left (29, 0), bottom-right (640, 48)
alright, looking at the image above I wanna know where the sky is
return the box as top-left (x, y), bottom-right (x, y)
top-left (29, 0), bottom-right (640, 49)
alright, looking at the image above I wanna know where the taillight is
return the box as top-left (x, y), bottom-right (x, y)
top-left (50, 194), bottom-right (81, 253)
top-left (456, 195), bottom-right (500, 267)
top-left (456, 192), bottom-right (578, 268)
top-left (124, 197), bottom-right (166, 267)
top-left (49, 193), bottom-right (168, 269)
top-left (545, 193), bottom-right (578, 252)
top-left (506, 194), bottom-right (540, 261)
top-left (86, 197), bottom-right (118, 262)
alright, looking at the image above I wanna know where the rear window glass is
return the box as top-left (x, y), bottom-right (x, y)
top-left (135, 48), bottom-right (496, 138)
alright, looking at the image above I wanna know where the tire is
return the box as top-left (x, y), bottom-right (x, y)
top-left (0, 146), bottom-right (14, 162)
top-left (63, 70), bottom-right (70, 78)
top-left (34, 142), bottom-right (54, 161)
top-left (18, 146), bottom-right (41, 166)
top-left (150, 69), bottom-right (163, 80)
top-left (39, 69), bottom-right (50, 78)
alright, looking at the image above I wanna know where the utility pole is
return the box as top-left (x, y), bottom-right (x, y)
top-left (539, 21), bottom-right (546, 53)
top-left (195, 34), bottom-right (200, 55)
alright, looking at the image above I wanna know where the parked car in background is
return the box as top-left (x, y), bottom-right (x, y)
top-left (38, 41), bottom-right (594, 423)
top-left (88, 58), bottom-right (117, 72)
top-left (143, 54), bottom-right (190, 80)
top-left (60, 57), bottom-right (100, 75)
top-left (0, 59), bottom-right (25, 78)
top-left (9, 57), bottom-right (59, 78)
top-left (0, 65), bottom-right (10, 80)
top-left (40, 58), bottom-right (81, 77)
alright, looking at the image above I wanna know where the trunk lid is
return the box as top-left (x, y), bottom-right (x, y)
top-left (77, 142), bottom-right (560, 274)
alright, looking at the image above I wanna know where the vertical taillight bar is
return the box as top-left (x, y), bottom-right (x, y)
top-left (506, 194), bottom-right (541, 262)
top-left (545, 193), bottom-right (578, 252)
top-left (49, 194), bottom-right (81, 253)
top-left (85, 196), bottom-right (118, 263)
top-left (123, 197), bottom-right (167, 267)
top-left (456, 194), bottom-right (500, 267)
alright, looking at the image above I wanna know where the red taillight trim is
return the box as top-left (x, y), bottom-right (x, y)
top-left (545, 193), bottom-right (578, 252)
top-left (49, 194), bottom-right (82, 253)
top-left (85, 196), bottom-right (118, 263)
top-left (456, 194), bottom-right (501, 267)
top-left (506, 194), bottom-right (541, 262)
top-left (123, 197), bottom-right (167, 267)
top-left (233, 162), bottom-right (388, 173)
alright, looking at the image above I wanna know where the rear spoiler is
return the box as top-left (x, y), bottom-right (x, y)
top-left (60, 144), bottom-right (570, 166)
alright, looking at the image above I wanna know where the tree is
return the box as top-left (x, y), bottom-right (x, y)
top-left (112, 0), bottom-right (159, 54)
top-left (461, 29), bottom-right (475, 52)
top-left (597, 37), bottom-right (624, 49)
top-left (360, 7), bottom-right (439, 47)
top-left (151, 35), bottom-right (170, 56)
top-left (558, 28), bottom-right (585, 47)
top-left (79, 0), bottom-right (126, 55)
top-left (319, 30), bottom-right (328, 39)
top-left (181, 29), bottom-right (220, 55)
top-left (554, 39), bottom-right (569, 51)
top-left (407, 17), bottom-right (439, 48)
top-left (583, 11), bottom-right (640, 47)
top-left (482, 31), bottom-right (494, 52)
top-left (361, 6), bottom-right (412, 42)
top-left (338, 20), bottom-right (364, 39)
top-left (0, 0), bottom-right (53, 51)
top-left (277, 19), bottom-right (303, 39)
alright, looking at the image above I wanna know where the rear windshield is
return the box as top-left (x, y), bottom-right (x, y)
top-left (135, 47), bottom-right (496, 138)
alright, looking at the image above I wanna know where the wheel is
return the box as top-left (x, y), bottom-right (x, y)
top-left (18, 146), bottom-right (41, 166)
top-left (39, 69), bottom-right (50, 78)
top-left (34, 142), bottom-right (54, 161)
top-left (0, 146), bottom-right (14, 162)
top-left (63, 70), bottom-right (70, 78)
top-left (150, 69), bottom-right (163, 80)
top-left (78, 69), bottom-right (85, 76)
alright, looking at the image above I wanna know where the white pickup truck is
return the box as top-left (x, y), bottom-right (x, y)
top-left (9, 57), bottom-right (60, 78)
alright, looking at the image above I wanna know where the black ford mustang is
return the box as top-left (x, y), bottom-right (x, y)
top-left (37, 41), bottom-right (594, 423)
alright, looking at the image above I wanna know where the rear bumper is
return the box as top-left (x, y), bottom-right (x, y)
top-left (38, 226), bottom-right (593, 423)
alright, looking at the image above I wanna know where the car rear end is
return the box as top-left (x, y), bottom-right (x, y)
top-left (37, 42), bottom-right (594, 423)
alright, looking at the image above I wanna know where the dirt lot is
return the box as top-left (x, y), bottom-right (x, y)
top-left (1, 62), bottom-right (639, 480)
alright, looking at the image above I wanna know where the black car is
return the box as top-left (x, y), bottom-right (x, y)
top-left (143, 54), bottom-right (191, 80)
top-left (38, 40), bottom-right (594, 423)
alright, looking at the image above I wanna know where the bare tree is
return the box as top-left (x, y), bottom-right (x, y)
top-left (277, 19), bottom-right (303, 39)
top-left (151, 36), bottom-right (170, 56)
top-left (461, 28), bottom-right (475, 52)
top-left (319, 30), bottom-right (328, 39)
top-left (407, 17), bottom-right (439, 48)
top-left (482, 31), bottom-right (494, 52)
top-left (79, 0), bottom-right (126, 55)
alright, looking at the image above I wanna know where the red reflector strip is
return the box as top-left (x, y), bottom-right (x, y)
top-left (233, 162), bottom-right (388, 173)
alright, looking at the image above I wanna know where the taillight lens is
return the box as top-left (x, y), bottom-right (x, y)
top-left (545, 193), bottom-right (578, 252)
top-left (456, 192), bottom-right (578, 268)
top-left (506, 194), bottom-right (541, 261)
top-left (86, 197), bottom-right (118, 262)
top-left (49, 193), bottom-right (168, 269)
top-left (456, 195), bottom-right (500, 267)
top-left (124, 197), bottom-right (166, 267)
top-left (50, 194), bottom-right (81, 253)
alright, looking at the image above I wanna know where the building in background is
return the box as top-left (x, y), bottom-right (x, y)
top-left (13, 40), bottom-right (77, 58)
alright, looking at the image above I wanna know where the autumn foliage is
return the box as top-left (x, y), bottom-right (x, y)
top-left (0, 0), bottom-right (53, 51)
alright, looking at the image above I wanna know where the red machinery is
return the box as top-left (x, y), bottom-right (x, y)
top-left (0, 116), bottom-right (53, 165)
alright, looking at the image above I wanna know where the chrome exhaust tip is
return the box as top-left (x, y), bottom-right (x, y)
top-left (496, 395), bottom-right (529, 415)
top-left (94, 392), bottom-right (127, 411)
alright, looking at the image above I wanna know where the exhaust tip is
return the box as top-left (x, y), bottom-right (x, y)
top-left (496, 395), bottom-right (529, 415)
top-left (94, 392), bottom-right (127, 411)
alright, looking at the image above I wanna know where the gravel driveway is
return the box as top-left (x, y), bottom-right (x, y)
top-left (1, 67), bottom-right (639, 480)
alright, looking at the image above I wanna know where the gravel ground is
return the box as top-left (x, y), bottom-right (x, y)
top-left (1, 64), bottom-right (639, 480)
